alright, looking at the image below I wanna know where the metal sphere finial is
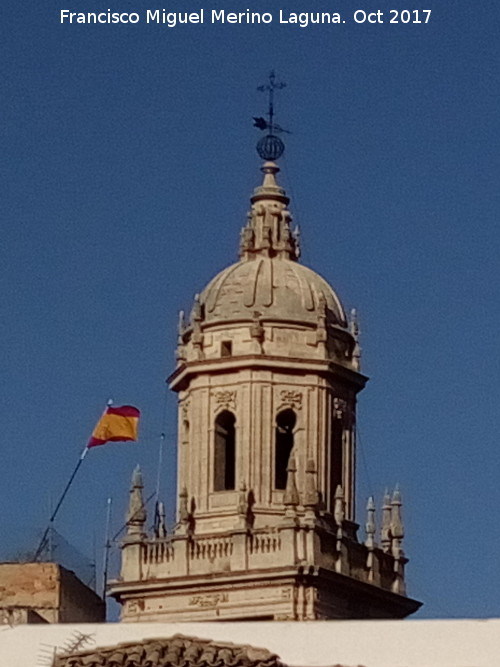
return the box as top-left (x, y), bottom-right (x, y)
top-left (256, 134), bottom-right (285, 161)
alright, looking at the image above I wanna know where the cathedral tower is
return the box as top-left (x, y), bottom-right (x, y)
top-left (172, 159), bottom-right (361, 534)
top-left (109, 153), bottom-right (421, 621)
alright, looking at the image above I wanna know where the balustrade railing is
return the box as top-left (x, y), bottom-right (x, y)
top-left (189, 535), bottom-right (233, 560)
top-left (249, 531), bottom-right (281, 554)
top-left (143, 539), bottom-right (174, 565)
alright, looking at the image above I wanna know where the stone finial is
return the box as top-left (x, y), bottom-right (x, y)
top-left (390, 485), bottom-right (404, 554)
top-left (349, 308), bottom-right (361, 370)
top-left (179, 486), bottom-right (189, 528)
top-left (316, 294), bottom-right (328, 349)
top-left (390, 485), bottom-right (406, 594)
top-left (333, 485), bottom-right (345, 555)
top-left (177, 310), bottom-right (185, 338)
top-left (349, 307), bottom-right (358, 337)
top-left (283, 457), bottom-right (299, 508)
top-left (365, 496), bottom-right (376, 549)
top-left (126, 465), bottom-right (146, 537)
top-left (176, 310), bottom-right (186, 362)
top-left (239, 220), bottom-right (254, 255)
top-left (303, 458), bottom-right (319, 510)
top-left (333, 484), bottom-right (345, 526)
top-left (191, 294), bottom-right (204, 357)
top-left (381, 488), bottom-right (392, 553)
top-left (236, 480), bottom-right (250, 529)
top-left (192, 294), bottom-right (202, 322)
top-left (365, 496), bottom-right (376, 581)
top-left (250, 311), bottom-right (265, 349)
top-left (292, 225), bottom-right (301, 259)
top-left (238, 480), bottom-right (248, 516)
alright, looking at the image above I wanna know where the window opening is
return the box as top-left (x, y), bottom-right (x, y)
top-left (221, 341), bottom-right (233, 357)
top-left (275, 409), bottom-right (296, 489)
top-left (214, 410), bottom-right (236, 491)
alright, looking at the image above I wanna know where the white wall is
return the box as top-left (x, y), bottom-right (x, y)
top-left (1, 619), bottom-right (498, 667)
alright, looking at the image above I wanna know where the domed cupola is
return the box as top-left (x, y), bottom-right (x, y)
top-left (176, 161), bottom-right (360, 370)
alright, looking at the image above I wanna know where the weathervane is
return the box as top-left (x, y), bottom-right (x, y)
top-left (254, 70), bottom-right (289, 161)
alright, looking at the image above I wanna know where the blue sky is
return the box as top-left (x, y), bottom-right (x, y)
top-left (2, 0), bottom-right (500, 618)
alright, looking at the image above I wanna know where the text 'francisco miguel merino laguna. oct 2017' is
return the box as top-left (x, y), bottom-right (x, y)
top-left (59, 9), bottom-right (433, 27)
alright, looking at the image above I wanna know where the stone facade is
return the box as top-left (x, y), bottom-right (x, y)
top-left (108, 161), bottom-right (421, 621)
top-left (0, 562), bottom-right (105, 624)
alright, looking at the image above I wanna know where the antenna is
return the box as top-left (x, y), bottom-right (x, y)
top-left (102, 497), bottom-right (112, 600)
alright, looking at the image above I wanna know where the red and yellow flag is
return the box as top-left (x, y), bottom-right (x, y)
top-left (87, 405), bottom-right (140, 448)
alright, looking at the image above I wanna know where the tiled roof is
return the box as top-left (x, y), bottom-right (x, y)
top-left (53, 633), bottom-right (283, 667)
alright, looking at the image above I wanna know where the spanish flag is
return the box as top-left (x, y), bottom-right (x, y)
top-left (87, 405), bottom-right (140, 448)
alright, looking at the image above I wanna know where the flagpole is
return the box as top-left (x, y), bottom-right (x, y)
top-left (34, 446), bottom-right (90, 561)
top-left (102, 497), bottom-right (112, 599)
top-left (34, 399), bottom-right (113, 562)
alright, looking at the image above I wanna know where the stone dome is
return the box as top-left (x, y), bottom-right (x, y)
top-left (199, 256), bottom-right (347, 328)
top-left (184, 161), bottom-right (354, 348)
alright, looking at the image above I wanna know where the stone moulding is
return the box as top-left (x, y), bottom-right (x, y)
top-left (212, 389), bottom-right (237, 412)
top-left (278, 389), bottom-right (303, 411)
top-left (52, 634), bottom-right (283, 667)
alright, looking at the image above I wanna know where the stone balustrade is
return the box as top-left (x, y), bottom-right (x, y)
top-left (144, 540), bottom-right (175, 565)
top-left (127, 519), bottom-right (405, 597)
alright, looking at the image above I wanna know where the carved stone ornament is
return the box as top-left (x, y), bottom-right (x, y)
top-left (126, 598), bottom-right (144, 615)
top-left (181, 398), bottom-right (191, 420)
top-left (52, 634), bottom-right (284, 667)
top-left (188, 592), bottom-right (228, 608)
top-left (333, 397), bottom-right (347, 419)
top-left (279, 389), bottom-right (302, 410)
top-left (213, 389), bottom-right (236, 411)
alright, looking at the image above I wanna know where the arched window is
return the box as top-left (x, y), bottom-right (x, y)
top-left (275, 409), bottom-right (296, 489)
top-left (214, 410), bottom-right (236, 491)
